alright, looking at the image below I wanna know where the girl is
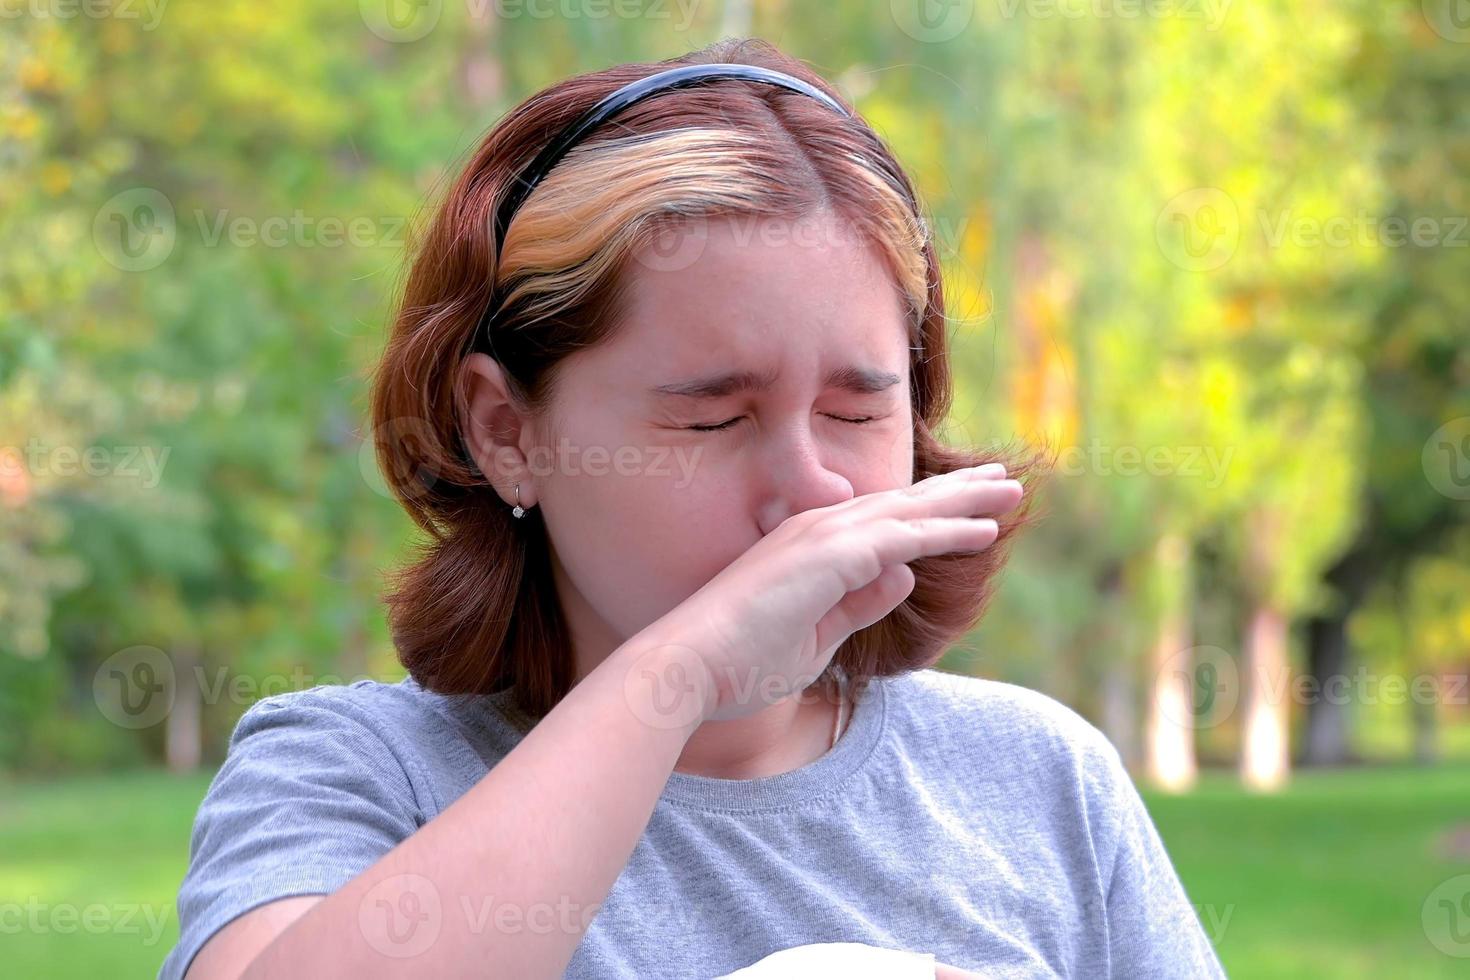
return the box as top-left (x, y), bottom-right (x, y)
top-left (161, 37), bottom-right (1225, 980)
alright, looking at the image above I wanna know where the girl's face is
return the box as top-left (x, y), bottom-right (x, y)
top-left (503, 210), bottom-right (916, 670)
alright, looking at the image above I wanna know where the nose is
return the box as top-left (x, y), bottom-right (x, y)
top-left (754, 419), bottom-right (855, 536)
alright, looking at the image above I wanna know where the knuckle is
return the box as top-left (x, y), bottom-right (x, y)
top-left (809, 509), bottom-right (857, 537)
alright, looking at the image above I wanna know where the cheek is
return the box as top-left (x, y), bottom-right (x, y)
top-left (541, 480), bottom-right (711, 637)
top-left (550, 459), bottom-right (738, 590)
top-left (892, 421), bottom-right (916, 478)
top-left (542, 414), bottom-right (914, 609)
top-left (854, 417), bottom-right (915, 492)
top-left (616, 475), bottom-right (757, 605)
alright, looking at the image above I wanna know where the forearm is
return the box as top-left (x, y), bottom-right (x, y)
top-left (241, 636), bottom-right (703, 979)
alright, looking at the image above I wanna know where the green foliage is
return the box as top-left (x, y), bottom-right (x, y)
top-left (0, 3), bottom-right (1465, 776)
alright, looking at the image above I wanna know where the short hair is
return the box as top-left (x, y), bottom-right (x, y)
top-left (367, 37), bottom-right (1048, 721)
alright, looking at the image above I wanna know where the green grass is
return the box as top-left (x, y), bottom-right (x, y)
top-left (1142, 765), bottom-right (1470, 979)
top-left (0, 769), bottom-right (212, 979)
top-left (1, 764), bottom-right (1468, 978)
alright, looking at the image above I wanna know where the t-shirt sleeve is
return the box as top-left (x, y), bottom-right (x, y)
top-left (157, 691), bottom-right (423, 980)
top-left (1085, 739), bottom-right (1227, 979)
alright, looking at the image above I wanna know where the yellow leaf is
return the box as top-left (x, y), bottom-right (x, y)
top-left (40, 161), bottom-right (70, 196)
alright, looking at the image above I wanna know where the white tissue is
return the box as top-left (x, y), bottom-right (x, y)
top-left (712, 941), bottom-right (937, 979)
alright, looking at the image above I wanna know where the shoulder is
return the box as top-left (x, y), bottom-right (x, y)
top-left (161, 681), bottom-right (437, 980)
top-left (208, 678), bottom-right (442, 803)
top-left (882, 668), bottom-right (1148, 872)
top-left (228, 675), bottom-right (442, 752)
top-left (883, 668), bottom-right (1128, 789)
top-left (893, 668), bottom-right (1117, 753)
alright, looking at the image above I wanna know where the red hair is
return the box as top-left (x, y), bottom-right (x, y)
top-left (367, 37), bottom-right (1048, 720)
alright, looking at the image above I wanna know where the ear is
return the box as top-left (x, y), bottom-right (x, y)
top-left (459, 352), bottom-right (538, 510)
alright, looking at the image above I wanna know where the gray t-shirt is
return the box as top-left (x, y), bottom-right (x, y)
top-left (158, 667), bottom-right (1226, 979)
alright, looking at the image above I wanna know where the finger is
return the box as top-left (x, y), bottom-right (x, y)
top-left (891, 476), bottom-right (1024, 519)
top-left (814, 464), bottom-right (1012, 528)
top-left (813, 562), bottom-right (916, 655)
top-left (868, 516), bottom-right (1001, 569)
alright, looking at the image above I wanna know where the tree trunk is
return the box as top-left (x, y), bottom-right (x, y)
top-left (720, 0), bottom-right (753, 36)
top-left (1303, 613), bottom-right (1351, 764)
top-left (1101, 655), bottom-right (1139, 773)
top-left (1302, 494), bottom-right (1458, 765)
top-left (1411, 690), bottom-right (1439, 765)
top-left (166, 645), bottom-right (203, 773)
top-left (462, 7), bottom-right (503, 110)
top-left (1401, 583), bottom-right (1440, 766)
top-left (1091, 559), bottom-right (1139, 769)
top-left (1302, 526), bottom-right (1377, 765)
top-left (1240, 602), bottom-right (1290, 791)
top-left (1145, 533), bottom-right (1196, 792)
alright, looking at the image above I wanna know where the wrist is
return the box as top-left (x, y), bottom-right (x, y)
top-left (607, 630), bottom-right (719, 739)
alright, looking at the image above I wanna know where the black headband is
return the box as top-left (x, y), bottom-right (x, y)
top-left (472, 63), bottom-right (854, 357)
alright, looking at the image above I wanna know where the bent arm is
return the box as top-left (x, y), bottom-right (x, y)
top-left (240, 637), bottom-right (704, 979)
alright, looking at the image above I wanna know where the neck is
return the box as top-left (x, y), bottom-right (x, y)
top-left (672, 671), bottom-right (843, 779)
top-left (572, 645), bottom-right (844, 780)
top-left (553, 559), bottom-right (845, 780)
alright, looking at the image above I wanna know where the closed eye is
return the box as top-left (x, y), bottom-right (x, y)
top-left (686, 415), bottom-right (877, 432)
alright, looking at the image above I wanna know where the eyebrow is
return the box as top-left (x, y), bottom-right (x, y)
top-left (650, 365), bottom-right (902, 399)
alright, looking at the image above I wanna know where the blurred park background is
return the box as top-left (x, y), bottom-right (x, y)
top-left (2, 1), bottom-right (1469, 977)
